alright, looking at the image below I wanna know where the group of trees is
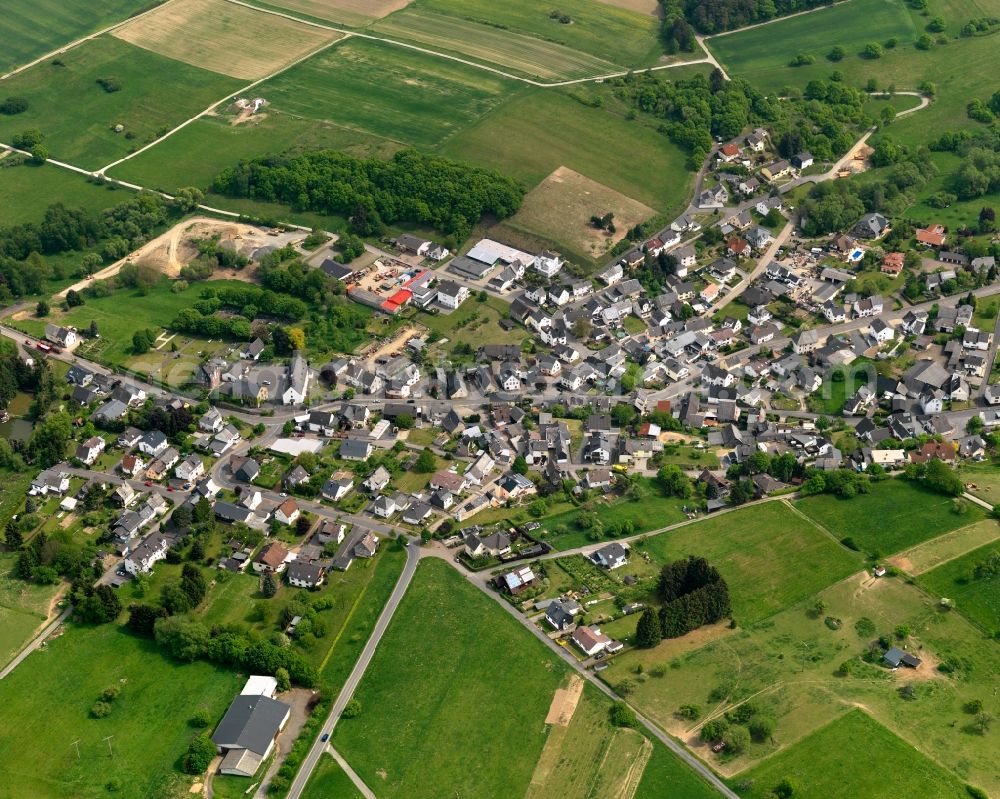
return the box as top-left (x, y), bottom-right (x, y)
top-left (0, 193), bottom-right (170, 302)
top-left (666, 0), bottom-right (833, 33)
top-left (152, 615), bottom-right (318, 687)
top-left (903, 457), bottom-right (965, 496)
top-left (636, 556), bottom-right (732, 646)
top-left (212, 149), bottom-right (524, 241)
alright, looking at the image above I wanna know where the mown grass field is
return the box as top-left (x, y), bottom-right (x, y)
top-left (888, 519), bottom-right (1000, 575)
top-left (415, 0), bottom-right (664, 68)
top-left (108, 112), bottom-right (399, 194)
top-left (0, 552), bottom-right (61, 670)
top-left (638, 501), bottom-right (862, 626)
top-left (0, 36), bottom-right (241, 170)
top-left (731, 710), bottom-right (969, 799)
top-left (300, 752), bottom-right (364, 799)
top-left (0, 0), bottom-right (152, 73)
top-left (441, 88), bottom-right (693, 214)
top-left (372, 8), bottom-right (618, 80)
top-left (919, 540), bottom-right (1000, 632)
top-left (0, 624), bottom-right (241, 799)
top-left (603, 571), bottom-right (1000, 791)
top-left (111, 0), bottom-right (340, 80)
top-left (334, 559), bottom-right (570, 799)
top-left (794, 478), bottom-right (983, 556)
top-left (0, 162), bottom-right (130, 224)
top-left (504, 166), bottom-right (656, 264)
top-left (258, 38), bottom-right (514, 148)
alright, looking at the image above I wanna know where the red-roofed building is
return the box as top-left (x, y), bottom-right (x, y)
top-left (718, 142), bottom-right (741, 161)
top-left (916, 224), bottom-right (946, 247)
top-left (881, 252), bottom-right (905, 275)
top-left (727, 237), bottom-right (750, 257)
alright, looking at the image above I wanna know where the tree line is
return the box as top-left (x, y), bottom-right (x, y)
top-left (212, 149), bottom-right (524, 242)
top-left (661, 0), bottom-right (834, 34)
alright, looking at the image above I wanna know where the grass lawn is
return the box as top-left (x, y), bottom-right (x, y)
top-left (441, 87), bottom-right (693, 214)
top-left (637, 501), bottom-right (862, 626)
top-left (731, 710), bottom-right (969, 799)
top-left (0, 0), bottom-right (151, 73)
top-left (902, 151), bottom-right (1000, 232)
top-left (794, 478), bottom-right (984, 557)
top-left (919, 540), bottom-right (1000, 633)
top-left (0, 623), bottom-right (241, 799)
top-left (0, 161), bottom-right (131, 225)
top-left (12, 277), bottom-right (249, 367)
top-left (108, 111), bottom-right (399, 195)
top-left (372, 8), bottom-right (618, 80)
top-left (333, 558), bottom-right (570, 799)
top-left (318, 544), bottom-right (407, 689)
top-left (415, 0), bottom-right (664, 68)
top-left (418, 295), bottom-right (524, 358)
top-left (300, 752), bottom-right (364, 799)
top-left (0, 552), bottom-right (62, 670)
top-left (0, 36), bottom-right (241, 170)
top-left (957, 459), bottom-right (1000, 503)
top-left (808, 359), bottom-right (875, 415)
top-left (887, 519), bottom-right (1000, 575)
top-left (540, 480), bottom-right (691, 550)
top-left (258, 38), bottom-right (514, 149)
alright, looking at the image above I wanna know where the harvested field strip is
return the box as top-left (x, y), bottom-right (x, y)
top-left (888, 519), bottom-right (1000, 575)
top-left (372, 10), bottom-right (617, 80)
top-left (247, 0), bottom-right (413, 26)
top-left (544, 674), bottom-right (585, 726)
top-left (112, 0), bottom-right (341, 79)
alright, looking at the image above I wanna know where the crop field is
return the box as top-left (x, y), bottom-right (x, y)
top-left (638, 501), bottom-right (862, 626)
top-left (109, 112), bottom-right (399, 195)
top-left (0, 162), bottom-right (130, 225)
top-left (415, 0), bottom-right (663, 68)
top-left (794, 478), bottom-right (984, 556)
top-left (0, 36), bottom-right (241, 170)
top-left (372, 9), bottom-right (618, 80)
top-left (887, 519), bottom-right (1000, 575)
top-left (0, 553), bottom-right (61, 670)
top-left (258, 39), bottom-right (514, 148)
top-left (0, 624), bottom-right (241, 799)
top-left (602, 571), bottom-right (1000, 791)
top-left (334, 559), bottom-right (570, 799)
top-left (250, 0), bottom-right (413, 26)
top-left (0, 0), bottom-right (152, 74)
top-left (526, 682), bottom-right (653, 799)
top-left (732, 710), bottom-right (968, 799)
top-left (111, 0), bottom-right (340, 80)
top-left (504, 166), bottom-right (656, 263)
top-left (442, 88), bottom-right (692, 213)
top-left (919, 540), bottom-right (1000, 632)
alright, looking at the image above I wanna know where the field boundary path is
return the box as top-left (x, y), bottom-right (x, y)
top-left (326, 747), bottom-right (377, 799)
top-left (0, 604), bottom-right (72, 679)
top-left (284, 540), bottom-right (420, 799)
top-left (0, 0), bottom-right (183, 81)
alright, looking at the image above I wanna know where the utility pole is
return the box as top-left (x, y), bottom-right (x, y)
top-left (70, 740), bottom-right (81, 760)
top-left (103, 735), bottom-right (114, 758)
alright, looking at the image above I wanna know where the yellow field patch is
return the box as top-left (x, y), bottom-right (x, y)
top-left (506, 166), bottom-right (656, 261)
top-left (544, 674), bottom-right (584, 726)
top-left (258, 0), bottom-right (413, 26)
top-left (112, 0), bottom-right (341, 80)
top-left (595, 0), bottom-right (663, 16)
top-left (527, 686), bottom-right (651, 799)
top-left (888, 519), bottom-right (1000, 575)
